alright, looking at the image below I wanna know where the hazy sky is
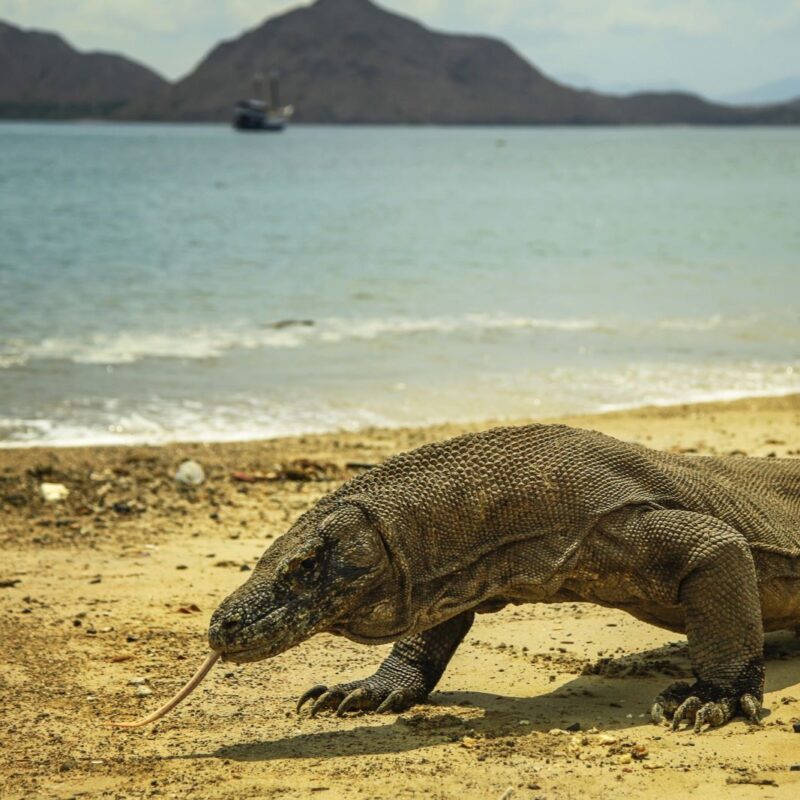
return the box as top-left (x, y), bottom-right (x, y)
top-left (1, 0), bottom-right (798, 97)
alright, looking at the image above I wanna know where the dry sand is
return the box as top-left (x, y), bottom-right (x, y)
top-left (1, 395), bottom-right (799, 799)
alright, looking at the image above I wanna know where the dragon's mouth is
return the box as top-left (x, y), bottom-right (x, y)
top-left (220, 643), bottom-right (277, 663)
top-left (212, 603), bottom-right (315, 663)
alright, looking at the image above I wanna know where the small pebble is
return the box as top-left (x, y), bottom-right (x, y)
top-left (631, 744), bottom-right (649, 760)
top-left (175, 460), bottom-right (205, 486)
top-left (40, 483), bottom-right (69, 502)
top-left (136, 686), bottom-right (153, 697)
top-left (793, 722), bottom-right (800, 733)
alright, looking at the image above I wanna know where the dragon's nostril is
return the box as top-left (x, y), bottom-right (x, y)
top-left (221, 614), bottom-right (242, 631)
top-left (208, 612), bottom-right (244, 650)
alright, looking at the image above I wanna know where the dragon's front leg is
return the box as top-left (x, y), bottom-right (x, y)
top-left (297, 612), bottom-right (474, 716)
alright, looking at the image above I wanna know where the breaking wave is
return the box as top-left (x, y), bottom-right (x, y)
top-left (2, 359), bottom-right (797, 448)
top-left (0, 312), bottom-right (766, 369)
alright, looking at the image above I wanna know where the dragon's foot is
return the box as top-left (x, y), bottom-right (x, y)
top-left (297, 676), bottom-right (428, 717)
top-left (650, 680), bottom-right (762, 733)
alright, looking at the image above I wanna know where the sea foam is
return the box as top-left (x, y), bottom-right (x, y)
top-left (0, 312), bottom-right (759, 369)
top-left (1, 359), bottom-right (797, 448)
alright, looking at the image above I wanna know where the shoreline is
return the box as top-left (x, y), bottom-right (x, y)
top-left (2, 389), bottom-right (799, 454)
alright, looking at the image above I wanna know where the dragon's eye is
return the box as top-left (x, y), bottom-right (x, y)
top-left (300, 556), bottom-right (317, 571)
top-left (285, 553), bottom-right (320, 593)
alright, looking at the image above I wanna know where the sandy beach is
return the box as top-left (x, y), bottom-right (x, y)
top-left (1, 394), bottom-right (799, 799)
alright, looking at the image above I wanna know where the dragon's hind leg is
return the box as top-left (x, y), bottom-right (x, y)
top-left (598, 508), bottom-right (765, 732)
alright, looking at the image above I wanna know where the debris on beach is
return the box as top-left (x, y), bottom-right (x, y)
top-left (174, 460), bottom-right (205, 486)
top-left (231, 459), bottom-right (341, 483)
top-left (39, 482), bottom-right (69, 502)
top-left (231, 471), bottom-right (272, 483)
top-left (726, 773), bottom-right (778, 787)
top-left (278, 459), bottom-right (336, 481)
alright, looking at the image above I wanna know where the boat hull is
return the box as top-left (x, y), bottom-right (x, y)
top-left (233, 101), bottom-right (289, 132)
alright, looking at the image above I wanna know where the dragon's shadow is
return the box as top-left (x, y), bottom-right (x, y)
top-left (184, 631), bottom-right (800, 763)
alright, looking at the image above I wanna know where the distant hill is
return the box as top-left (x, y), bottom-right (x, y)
top-left (3, 0), bottom-right (799, 125)
top-left (0, 19), bottom-right (166, 119)
top-left (119, 0), bottom-right (800, 125)
top-left (723, 76), bottom-right (800, 106)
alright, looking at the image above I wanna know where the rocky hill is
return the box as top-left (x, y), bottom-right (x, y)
top-left (0, 20), bottom-right (166, 119)
top-left (120, 0), bottom-right (799, 125)
top-left (3, 0), bottom-right (799, 124)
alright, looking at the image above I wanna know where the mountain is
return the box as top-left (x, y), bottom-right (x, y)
top-left (3, 0), bottom-right (799, 125)
top-left (723, 76), bottom-right (800, 106)
top-left (121, 0), bottom-right (588, 124)
top-left (556, 73), bottom-right (695, 96)
top-left (119, 0), bottom-right (800, 125)
top-left (0, 19), bottom-right (167, 119)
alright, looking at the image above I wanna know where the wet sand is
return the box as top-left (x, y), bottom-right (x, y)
top-left (1, 394), bottom-right (799, 799)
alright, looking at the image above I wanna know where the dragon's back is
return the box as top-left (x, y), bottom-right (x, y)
top-left (655, 451), bottom-right (800, 554)
top-left (331, 423), bottom-right (800, 558)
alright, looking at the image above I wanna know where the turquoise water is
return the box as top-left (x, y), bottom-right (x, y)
top-left (1, 122), bottom-right (799, 445)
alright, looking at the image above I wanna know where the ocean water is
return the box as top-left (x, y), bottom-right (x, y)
top-left (1, 122), bottom-right (798, 446)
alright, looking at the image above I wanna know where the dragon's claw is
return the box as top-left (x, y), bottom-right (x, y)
top-left (376, 688), bottom-right (412, 713)
top-left (650, 680), bottom-right (692, 724)
top-left (296, 684), bottom-right (327, 713)
top-left (298, 677), bottom-right (427, 717)
top-left (671, 696), bottom-right (706, 731)
top-left (740, 693), bottom-right (762, 723)
top-left (652, 681), bottom-right (762, 733)
top-left (310, 689), bottom-right (344, 717)
top-left (335, 687), bottom-right (370, 716)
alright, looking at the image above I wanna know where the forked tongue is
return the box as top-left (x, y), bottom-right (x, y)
top-left (105, 651), bottom-right (220, 729)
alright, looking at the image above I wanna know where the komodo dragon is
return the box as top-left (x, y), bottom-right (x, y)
top-left (208, 424), bottom-right (800, 732)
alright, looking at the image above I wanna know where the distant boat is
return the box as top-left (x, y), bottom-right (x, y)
top-left (233, 70), bottom-right (293, 132)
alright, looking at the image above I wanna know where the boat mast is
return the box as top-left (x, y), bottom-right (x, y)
top-left (252, 70), bottom-right (265, 103)
top-left (268, 71), bottom-right (282, 113)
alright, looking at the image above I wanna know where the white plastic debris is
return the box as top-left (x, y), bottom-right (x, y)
top-left (174, 460), bottom-right (205, 486)
top-left (40, 482), bottom-right (69, 502)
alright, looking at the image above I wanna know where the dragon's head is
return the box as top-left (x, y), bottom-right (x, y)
top-left (207, 504), bottom-right (392, 662)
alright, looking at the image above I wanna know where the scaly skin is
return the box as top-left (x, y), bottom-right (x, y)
top-left (208, 424), bottom-right (800, 732)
